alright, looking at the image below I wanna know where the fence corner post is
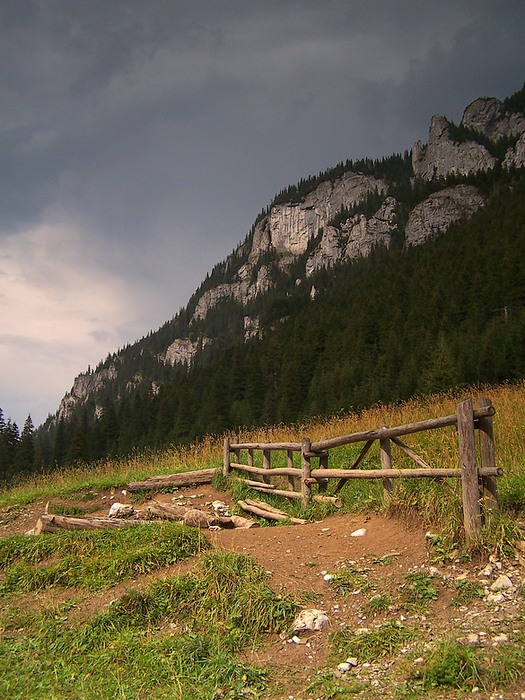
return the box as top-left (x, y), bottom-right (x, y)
top-left (457, 398), bottom-right (481, 540)
top-left (223, 436), bottom-right (231, 478)
top-left (301, 437), bottom-right (312, 509)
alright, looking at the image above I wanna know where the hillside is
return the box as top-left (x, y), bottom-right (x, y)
top-left (2, 83), bottom-right (525, 478)
top-left (2, 384), bottom-right (525, 698)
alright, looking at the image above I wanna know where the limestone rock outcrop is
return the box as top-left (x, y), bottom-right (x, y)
top-left (305, 196), bottom-right (397, 275)
top-left (412, 96), bottom-right (525, 181)
top-left (191, 171), bottom-right (388, 322)
top-left (462, 97), bottom-right (525, 142)
top-left (163, 337), bottom-right (211, 366)
top-left (57, 365), bottom-right (118, 420)
top-left (405, 185), bottom-right (486, 247)
top-left (412, 115), bottom-right (496, 180)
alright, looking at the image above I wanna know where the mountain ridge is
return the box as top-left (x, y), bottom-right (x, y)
top-left (33, 83), bottom-right (525, 468)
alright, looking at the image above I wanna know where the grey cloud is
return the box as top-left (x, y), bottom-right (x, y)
top-left (1, 0), bottom-right (524, 425)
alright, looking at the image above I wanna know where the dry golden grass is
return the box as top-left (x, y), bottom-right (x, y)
top-left (2, 382), bottom-right (525, 547)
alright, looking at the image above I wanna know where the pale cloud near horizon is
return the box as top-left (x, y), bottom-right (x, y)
top-left (0, 1), bottom-right (524, 427)
top-left (0, 221), bottom-right (140, 424)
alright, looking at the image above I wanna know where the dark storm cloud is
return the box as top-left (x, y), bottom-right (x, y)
top-left (0, 0), bottom-right (524, 425)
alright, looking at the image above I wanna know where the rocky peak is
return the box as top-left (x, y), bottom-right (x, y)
top-left (412, 96), bottom-right (525, 182)
top-left (412, 115), bottom-right (496, 180)
top-left (462, 97), bottom-right (525, 141)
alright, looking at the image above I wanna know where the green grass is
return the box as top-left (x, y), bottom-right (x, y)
top-left (400, 572), bottom-right (439, 613)
top-left (2, 382), bottom-right (525, 697)
top-left (330, 621), bottom-right (416, 663)
top-left (0, 522), bottom-right (207, 594)
top-left (0, 551), bottom-right (297, 700)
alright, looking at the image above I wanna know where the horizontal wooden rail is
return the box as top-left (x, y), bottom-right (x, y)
top-left (310, 405), bottom-right (495, 452)
top-left (309, 466), bottom-right (502, 480)
top-left (230, 441), bottom-right (302, 451)
top-left (229, 462), bottom-right (299, 477)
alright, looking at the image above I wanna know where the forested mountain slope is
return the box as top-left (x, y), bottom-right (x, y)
top-left (2, 84), bottom-right (525, 477)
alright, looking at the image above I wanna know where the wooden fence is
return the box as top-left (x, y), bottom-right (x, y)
top-left (223, 397), bottom-right (501, 540)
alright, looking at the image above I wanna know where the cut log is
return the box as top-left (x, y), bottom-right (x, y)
top-left (146, 499), bottom-right (258, 529)
top-left (237, 500), bottom-right (307, 524)
top-left (127, 468), bottom-right (218, 492)
top-left (34, 514), bottom-right (150, 534)
top-left (146, 501), bottom-right (189, 520)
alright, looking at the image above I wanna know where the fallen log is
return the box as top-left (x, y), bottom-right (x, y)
top-left (34, 513), bottom-right (150, 534)
top-left (127, 468), bottom-right (218, 492)
top-left (146, 499), bottom-right (258, 529)
top-left (238, 499), bottom-right (307, 525)
top-left (246, 483), bottom-right (341, 507)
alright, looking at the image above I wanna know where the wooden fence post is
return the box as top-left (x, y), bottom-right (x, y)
top-left (262, 449), bottom-right (271, 484)
top-left (223, 436), bottom-right (230, 477)
top-left (301, 437), bottom-right (312, 508)
top-left (287, 450), bottom-right (296, 491)
top-left (380, 430), bottom-right (394, 504)
top-left (457, 398), bottom-right (481, 540)
top-left (318, 452), bottom-right (329, 493)
top-left (477, 397), bottom-right (498, 515)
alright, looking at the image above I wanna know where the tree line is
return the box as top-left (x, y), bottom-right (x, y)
top-left (3, 168), bottom-right (522, 480)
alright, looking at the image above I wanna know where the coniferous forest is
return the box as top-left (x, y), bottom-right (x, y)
top-left (2, 96), bottom-right (525, 482)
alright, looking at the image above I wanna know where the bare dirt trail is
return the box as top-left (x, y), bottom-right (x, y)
top-left (2, 484), bottom-right (524, 699)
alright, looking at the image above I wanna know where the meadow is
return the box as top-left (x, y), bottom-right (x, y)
top-left (1, 382), bottom-right (525, 698)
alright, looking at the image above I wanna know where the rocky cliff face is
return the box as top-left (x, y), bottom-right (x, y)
top-left (412, 115), bottom-right (497, 180)
top-left (412, 97), bottom-right (525, 181)
top-left (57, 366), bottom-right (117, 421)
top-left (405, 185), bottom-right (486, 246)
top-left (162, 337), bottom-right (211, 366)
top-left (55, 88), bottom-right (525, 421)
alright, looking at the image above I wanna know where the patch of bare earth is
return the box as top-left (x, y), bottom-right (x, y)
top-left (2, 485), bottom-right (525, 699)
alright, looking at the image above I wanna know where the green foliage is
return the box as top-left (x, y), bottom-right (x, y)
top-left (450, 579), bottom-right (484, 608)
top-left (0, 551), bottom-right (297, 699)
top-left (420, 639), bottom-right (482, 690)
top-left (331, 621), bottom-right (416, 663)
top-left (329, 565), bottom-right (371, 595)
top-left (401, 572), bottom-right (439, 611)
top-left (0, 522), bottom-right (207, 594)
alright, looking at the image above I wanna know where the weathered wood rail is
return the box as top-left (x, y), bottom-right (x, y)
top-left (224, 398), bottom-right (500, 540)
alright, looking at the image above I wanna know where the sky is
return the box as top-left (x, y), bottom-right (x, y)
top-left (1, 0), bottom-right (524, 429)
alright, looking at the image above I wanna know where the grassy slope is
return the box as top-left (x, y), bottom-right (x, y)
top-left (1, 382), bottom-right (525, 698)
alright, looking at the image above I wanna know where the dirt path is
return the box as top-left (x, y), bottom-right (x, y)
top-left (2, 484), bottom-right (524, 699)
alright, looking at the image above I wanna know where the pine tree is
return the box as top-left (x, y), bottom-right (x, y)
top-left (15, 415), bottom-right (35, 474)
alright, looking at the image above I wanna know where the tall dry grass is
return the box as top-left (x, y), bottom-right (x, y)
top-left (2, 382), bottom-right (525, 545)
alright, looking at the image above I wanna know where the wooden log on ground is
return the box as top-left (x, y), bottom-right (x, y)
top-left (247, 484), bottom-right (303, 500)
top-left (146, 499), bottom-right (258, 529)
top-left (242, 479), bottom-right (276, 489)
top-left (238, 500), bottom-right (308, 525)
top-left (246, 483), bottom-right (341, 507)
top-left (34, 513), bottom-right (150, 534)
top-left (127, 468), bottom-right (217, 492)
top-left (146, 500), bottom-right (189, 520)
top-left (243, 498), bottom-right (290, 514)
